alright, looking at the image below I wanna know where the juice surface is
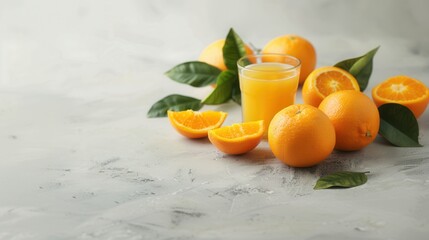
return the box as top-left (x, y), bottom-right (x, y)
top-left (240, 63), bottom-right (300, 136)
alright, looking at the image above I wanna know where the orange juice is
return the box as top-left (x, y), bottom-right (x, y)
top-left (239, 60), bottom-right (300, 136)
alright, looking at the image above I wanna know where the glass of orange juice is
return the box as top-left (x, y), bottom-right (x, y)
top-left (237, 53), bottom-right (301, 136)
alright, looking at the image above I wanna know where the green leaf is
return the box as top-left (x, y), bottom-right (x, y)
top-left (314, 171), bottom-right (369, 190)
top-left (334, 46), bottom-right (379, 91)
top-left (165, 61), bottom-right (222, 87)
top-left (378, 103), bottom-right (422, 147)
top-left (231, 80), bottom-right (241, 105)
top-left (223, 28), bottom-right (248, 72)
top-left (202, 70), bottom-right (236, 105)
top-left (147, 94), bottom-right (202, 118)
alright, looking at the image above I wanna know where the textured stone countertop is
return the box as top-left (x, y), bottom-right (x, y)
top-left (1, 1), bottom-right (428, 239)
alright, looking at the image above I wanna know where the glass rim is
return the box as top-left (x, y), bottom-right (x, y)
top-left (237, 53), bottom-right (301, 73)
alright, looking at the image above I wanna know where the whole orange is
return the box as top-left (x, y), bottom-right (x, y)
top-left (199, 39), bottom-right (253, 71)
top-left (262, 34), bottom-right (316, 84)
top-left (319, 90), bottom-right (380, 151)
top-left (268, 104), bottom-right (335, 167)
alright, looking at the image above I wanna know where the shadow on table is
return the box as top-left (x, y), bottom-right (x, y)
top-left (229, 146), bottom-right (276, 165)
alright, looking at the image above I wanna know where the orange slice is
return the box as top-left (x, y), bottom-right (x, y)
top-left (208, 120), bottom-right (264, 155)
top-left (167, 110), bottom-right (227, 138)
top-left (302, 66), bottom-right (360, 107)
top-left (372, 75), bottom-right (429, 118)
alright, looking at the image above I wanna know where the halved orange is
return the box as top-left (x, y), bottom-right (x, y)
top-left (302, 66), bottom-right (360, 107)
top-left (208, 120), bottom-right (264, 155)
top-left (372, 75), bottom-right (429, 118)
top-left (167, 110), bottom-right (227, 138)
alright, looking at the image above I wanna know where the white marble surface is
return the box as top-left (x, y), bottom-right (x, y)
top-left (1, 0), bottom-right (429, 239)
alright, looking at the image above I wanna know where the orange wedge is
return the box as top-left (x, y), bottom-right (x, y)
top-left (208, 120), bottom-right (264, 155)
top-left (372, 75), bottom-right (429, 118)
top-left (167, 110), bottom-right (227, 138)
top-left (302, 66), bottom-right (360, 107)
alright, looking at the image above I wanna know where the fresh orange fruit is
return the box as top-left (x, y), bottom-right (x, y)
top-left (208, 120), bottom-right (264, 155)
top-left (262, 34), bottom-right (316, 84)
top-left (372, 75), bottom-right (429, 118)
top-left (319, 90), bottom-right (379, 151)
top-left (199, 39), bottom-right (253, 71)
top-left (302, 66), bottom-right (360, 107)
top-left (268, 104), bottom-right (335, 167)
top-left (168, 110), bottom-right (227, 139)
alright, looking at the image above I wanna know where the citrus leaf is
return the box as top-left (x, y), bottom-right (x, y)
top-left (314, 171), bottom-right (369, 190)
top-left (334, 46), bottom-right (379, 91)
top-left (165, 61), bottom-right (222, 87)
top-left (231, 79), bottom-right (241, 105)
top-left (378, 103), bottom-right (422, 147)
top-left (223, 28), bottom-right (248, 72)
top-left (147, 94), bottom-right (202, 118)
top-left (202, 70), bottom-right (236, 105)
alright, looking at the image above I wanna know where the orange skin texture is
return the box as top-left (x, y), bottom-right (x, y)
top-left (199, 39), bottom-right (253, 71)
top-left (319, 90), bottom-right (380, 151)
top-left (262, 34), bottom-right (316, 84)
top-left (372, 75), bottom-right (429, 118)
top-left (268, 104), bottom-right (335, 167)
top-left (208, 121), bottom-right (264, 155)
top-left (302, 66), bottom-right (360, 107)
